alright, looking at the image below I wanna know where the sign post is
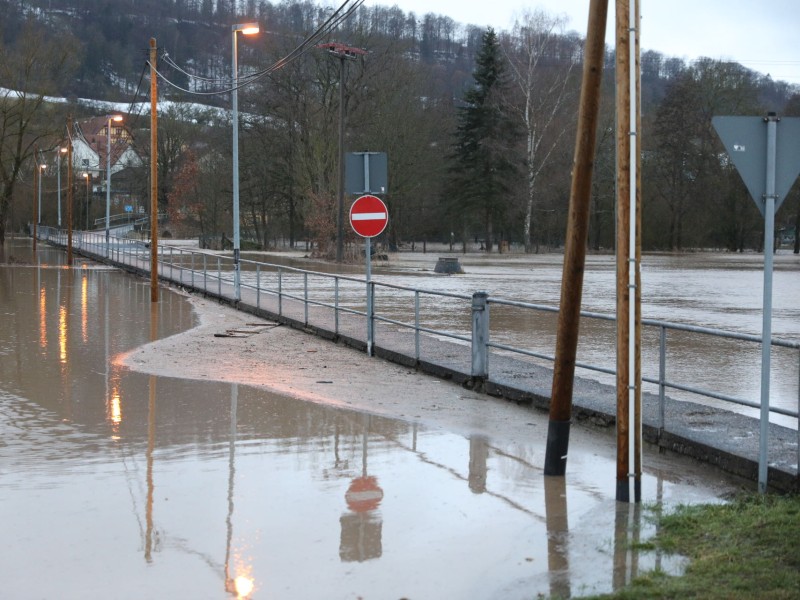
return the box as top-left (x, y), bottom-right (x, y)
top-left (350, 194), bottom-right (388, 356)
top-left (713, 113), bottom-right (800, 492)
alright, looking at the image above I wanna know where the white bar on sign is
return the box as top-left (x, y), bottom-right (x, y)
top-left (352, 212), bottom-right (386, 220)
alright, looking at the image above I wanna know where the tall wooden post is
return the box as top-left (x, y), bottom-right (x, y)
top-left (66, 115), bottom-right (74, 266)
top-left (150, 38), bottom-right (159, 303)
top-left (544, 0), bottom-right (609, 476)
top-left (615, 0), bottom-right (642, 503)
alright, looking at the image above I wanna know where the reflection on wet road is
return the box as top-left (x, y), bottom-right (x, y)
top-left (1, 243), bottom-right (741, 599)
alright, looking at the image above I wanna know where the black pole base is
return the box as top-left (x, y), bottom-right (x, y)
top-left (544, 419), bottom-right (571, 476)
top-left (616, 477), bottom-right (642, 503)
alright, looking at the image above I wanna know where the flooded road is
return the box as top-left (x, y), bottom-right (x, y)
top-left (1, 240), bottom-right (747, 599)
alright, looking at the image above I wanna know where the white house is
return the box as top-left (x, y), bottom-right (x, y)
top-left (71, 116), bottom-right (142, 183)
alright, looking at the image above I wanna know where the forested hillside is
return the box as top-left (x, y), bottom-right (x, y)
top-left (1, 0), bottom-right (798, 253)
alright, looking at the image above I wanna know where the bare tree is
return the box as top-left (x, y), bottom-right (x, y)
top-left (503, 11), bottom-right (579, 253)
top-left (0, 21), bottom-right (79, 244)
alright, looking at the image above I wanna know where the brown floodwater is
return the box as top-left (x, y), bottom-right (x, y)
top-left (0, 241), bottom-right (753, 599)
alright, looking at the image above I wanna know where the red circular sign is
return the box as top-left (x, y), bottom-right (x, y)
top-left (345, 476), bottom-right (384, 513)
top-left (349, 195), bottom-right (388, 238)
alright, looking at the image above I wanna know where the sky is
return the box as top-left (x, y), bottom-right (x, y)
top-left (363, 0), bottom-right (800, 86)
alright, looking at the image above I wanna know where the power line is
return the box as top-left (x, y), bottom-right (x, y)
top-left (150, 0), bottom-right (365, 98)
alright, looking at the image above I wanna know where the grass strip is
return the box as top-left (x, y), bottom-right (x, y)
top-left (585, 493), bottom-right (800, 600)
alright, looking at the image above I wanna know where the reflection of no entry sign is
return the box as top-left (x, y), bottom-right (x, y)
top-left (349, 195), bottom-right (388, 238)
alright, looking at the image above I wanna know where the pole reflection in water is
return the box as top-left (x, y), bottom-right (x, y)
top-left (224, 383), bottom-right (255, 599)
top-left (145, 303), bottom-right (158, 563)
top-left (544, 476), bottom-right (570, 599)
top-left (340, 415), bottom-right (384, 563)
top-left (468, 435), bottom-right (489, 494)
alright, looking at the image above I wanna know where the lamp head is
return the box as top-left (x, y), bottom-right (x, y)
top-left (60, 147), bottom-right (68, 154)
top-left (234, 22), bottom-right (260, 35)
top-left (110, 115), bottom-right (123, 123)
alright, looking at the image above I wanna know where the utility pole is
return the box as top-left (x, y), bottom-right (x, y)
top-left (544, 0), bottom-right (609, 477)
top-left (317, 42), bottom-right (366, 263)
top-left (615, 0), bottom-right (642, 503)
top-left (150, 38), bottom-right (159, 303)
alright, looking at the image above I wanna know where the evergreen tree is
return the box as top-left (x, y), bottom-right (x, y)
top-left (447, 28), bottom-right (519, 252)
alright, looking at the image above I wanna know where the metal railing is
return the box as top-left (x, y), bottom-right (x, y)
top-left (38, 226), bottom-right (800, 442)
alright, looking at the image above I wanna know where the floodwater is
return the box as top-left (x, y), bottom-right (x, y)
top-left (246, 248), bottom-right (799, 423)
top-left (326, 249), bottom-right (799, 424)
top-left (1, 240), bottom-right (746, 599)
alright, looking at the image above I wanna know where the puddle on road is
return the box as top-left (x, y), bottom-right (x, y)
top-left (1, 245), bottom-right (742, 599)
top-left (1, 372), bottom-right (736, 600)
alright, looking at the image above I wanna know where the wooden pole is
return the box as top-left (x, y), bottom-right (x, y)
top-left (615, 0), bottom-right (642, 503)
top-left (544, 0), bottom-right (609, 476)
top-left (67, 115), bottom-right (74, 266)
top-left (150, 38), bottom-right (159, 303)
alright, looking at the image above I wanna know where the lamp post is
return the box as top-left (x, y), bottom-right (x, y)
top-left (83, 172), bottom-right (91, 230)
top-left (231, 22), bottom-right (259, 301)
top-left (38, 162), bottom-right (45, 225)
top-left (57, 146), bottom-right (67, 227)
top-left (106, 114), bottom-right (123, 255)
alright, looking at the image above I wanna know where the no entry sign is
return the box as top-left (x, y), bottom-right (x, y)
top-left (349, 194), bottom-right (388, 238)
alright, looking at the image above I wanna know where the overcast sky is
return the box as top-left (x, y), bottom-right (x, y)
top-left (362, 0), bottom-right (800, 85)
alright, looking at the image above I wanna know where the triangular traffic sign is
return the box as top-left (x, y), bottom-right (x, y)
top-left (712, 116), bottom-right (800, 215)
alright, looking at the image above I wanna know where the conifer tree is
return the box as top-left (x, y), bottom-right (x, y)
top-left (447, 28), bottom-right (519, 252)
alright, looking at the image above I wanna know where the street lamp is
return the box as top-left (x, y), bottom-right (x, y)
top-left (83, 172), bottom-right (91, 230)
top-left (231, 22), bottom-right (259, 301)
top-left (57, 146), bottom-right (67, 227)
top-left (106, 114), bottom-right (123, 254)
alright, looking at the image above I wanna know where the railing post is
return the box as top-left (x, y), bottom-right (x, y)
top-left (659, 325), bottom-right (667, 437)
top-left (303, 272), bottom-right (308, 325)
top-left (217, 257), bottom-right (222, 296)
top-left (471, 291), bottom-right (489, 379)
top-left (191, 252), bottom-right (195, 288)
top-left (278, 268), bottom-right (283, 316)
top-left (169, 247), bottom-right (174, 281)
top-left (334, 277), bottom-right (339, 335)
top-left (256, 264), bottom-right (261, 309)
top-left (203, 254), bottom-right (207, 293)
top-left (415, 290), bottom-right (420, 362)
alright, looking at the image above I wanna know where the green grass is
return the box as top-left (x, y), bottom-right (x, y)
top-left (583, 493), bottom-right (800, 600)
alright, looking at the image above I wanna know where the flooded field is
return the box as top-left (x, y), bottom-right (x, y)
top-left (0, 240), bottom-right (749, 599)
top-left (247, 247), bottom-right (800, 423)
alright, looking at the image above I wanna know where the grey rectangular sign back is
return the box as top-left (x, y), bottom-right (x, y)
top-left (346, 152), bottom-right (388, 195)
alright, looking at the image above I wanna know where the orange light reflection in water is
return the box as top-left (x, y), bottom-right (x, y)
top-left (108, 388), bottom-right (122, 436)
top-left (81, 272), bottom-right (88, 343)
top-left (58, 305), bottom-right (68, 364)
top-left (39, 287), bottom-right (47, 349)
